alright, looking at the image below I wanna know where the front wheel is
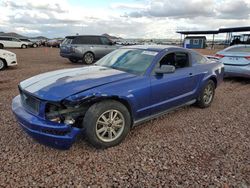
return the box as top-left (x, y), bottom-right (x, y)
top-left (0, 44), bottom-right (3, 49)
top-left (83, 52), bottom-right (94, 64)
top-left (21, 44), bottom-right (27, 49)
top-left (196, 80), bottom-right (215, 108)
top-left (83, 100), bottom-right (131, 148)
top-left (33, 43), bottom-right (38, 48)
top-left (0, 59), bottom-right (6, 70)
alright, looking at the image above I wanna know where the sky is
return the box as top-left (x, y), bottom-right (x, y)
top-left (0, 0), bottom-right (250, 39)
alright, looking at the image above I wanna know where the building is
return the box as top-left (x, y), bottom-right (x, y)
top-left (183, 36), bottom-right (206, 49)
top-left (177, 26), bottom-right (250, 49)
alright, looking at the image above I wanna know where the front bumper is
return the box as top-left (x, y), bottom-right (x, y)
top-left (224, 65), bottom-right (250, 78)
top-left (12, 95), bottom-right (82, 150)
top-left (5, 55), bottom-right (17, 67)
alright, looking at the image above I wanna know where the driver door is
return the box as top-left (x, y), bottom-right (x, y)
top-left (150, 51), bottom-right (198, 115)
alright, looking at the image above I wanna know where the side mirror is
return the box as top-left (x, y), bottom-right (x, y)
top-left (155, 65), bottom-right (175, 75)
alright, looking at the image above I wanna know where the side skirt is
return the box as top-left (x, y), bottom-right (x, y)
top-left (133, 99), bottom-right (196, 127)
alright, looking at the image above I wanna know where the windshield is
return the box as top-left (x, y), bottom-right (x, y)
top-left (95, 49), bottom-right (158, 75)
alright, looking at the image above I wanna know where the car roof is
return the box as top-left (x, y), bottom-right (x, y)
top-left (121, 45), bottom-right (187, 52)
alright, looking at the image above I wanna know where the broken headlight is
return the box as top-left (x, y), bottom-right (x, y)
top-left (45, 102), bottom-right (87, 125)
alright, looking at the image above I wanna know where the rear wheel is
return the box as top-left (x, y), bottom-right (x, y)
top-left (196, 80), bottom-right (215, 108)
top-left (21, 44), bottom-right (27, 49)
top-left (83, 100), bottom-right (131, 148)
top-left (0, 59), bottom-right (6, 70)
top-left (0, 44), bottom-right (4, 49)
top-left (33, 43), bottom-right (38, 48)
top-left (83, 52), bottom-right (94, 64)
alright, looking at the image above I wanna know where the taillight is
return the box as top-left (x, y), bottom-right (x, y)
top-left (245, 56), bottom-right (250, 60)
top-left (215, 54), bottom-right (225, 59)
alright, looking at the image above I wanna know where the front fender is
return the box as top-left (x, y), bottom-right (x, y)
top-left (63, 91), bottom-right (137, 122)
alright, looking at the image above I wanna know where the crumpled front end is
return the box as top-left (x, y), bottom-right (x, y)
top-left (12, 95), bottom-right (82, 150)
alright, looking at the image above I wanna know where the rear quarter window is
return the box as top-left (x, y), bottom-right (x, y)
top-left (193, 52), bottom-right (208, 64)
top-left (62, 38), bottom-right (73, 45)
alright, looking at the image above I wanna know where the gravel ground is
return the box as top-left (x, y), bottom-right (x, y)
top-left (0, 48), bottom-right (249, 187)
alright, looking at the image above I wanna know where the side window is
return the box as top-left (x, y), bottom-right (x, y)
top-left (100, 37), bottom-right (111, 45)
top-left (90, 37), bottom-right (102, 45)
top-left (0, 37), bottom-right (11, 41)
top-left (72, 36), bottom-right (101, 45)
top-left (12, 38), bottom-right (20, 42)
top-left (72, 36), bottom-right (86, 44)
top-left (193, 53), bottom-right (208, 64)
top-left (158, 52), bottom-right (189, 69)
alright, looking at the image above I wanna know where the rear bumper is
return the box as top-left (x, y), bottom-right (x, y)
top-left (224, 65), bottom-right (250, 78)
top-left (12, 95), bottom-right (82, 150)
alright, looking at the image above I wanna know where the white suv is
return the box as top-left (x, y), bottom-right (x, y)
top-left (0, 49), bottom-right (17, 70)
top-left (0, 36), bottom-right (29, 49)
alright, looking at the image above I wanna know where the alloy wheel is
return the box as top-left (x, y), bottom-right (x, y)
top-left (84, 53), bottom-right (94, 64)
top-left (0, 60), bottom-right (5, 70)
top-left (203, 83), bottom-right (214, 105)
top-left (96, 110), bottom-right (125, 142)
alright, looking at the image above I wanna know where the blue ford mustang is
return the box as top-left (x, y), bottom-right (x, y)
top-left (12, 45), bottom-right (224, 149)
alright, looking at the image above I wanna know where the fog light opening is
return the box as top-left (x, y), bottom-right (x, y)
top-left (50, 117), bottom-right (61, 123)
top-left (64, 117), bottom-right (75, 125)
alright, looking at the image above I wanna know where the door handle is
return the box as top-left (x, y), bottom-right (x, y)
top-left (189, 73), bottom-right (193, 76)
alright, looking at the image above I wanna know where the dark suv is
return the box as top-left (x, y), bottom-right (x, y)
top-left (60, 35), bottom-right (118, 64)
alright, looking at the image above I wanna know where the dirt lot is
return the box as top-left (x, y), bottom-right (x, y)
top-left (0, 47), bottom-right (249, 187)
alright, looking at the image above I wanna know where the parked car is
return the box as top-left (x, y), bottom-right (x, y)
top-left (0, 36), bottom-right (29, 49)
top-left (29, 39), bottom-right (42, 47)
top-left (215, 45), bottom-right (250, 78)
top-left (12, 45), bottom-right (224, 149)
top-left (0, 49), bottom-right (17, 70)
top-left (40, 39), bottom-right (47, 46)
top-left (46, 39), bottom-right (61, 48)
top-left (20, 38), bottom-right (39, 48)
top-left (60, 35), bottom-right (118, 64)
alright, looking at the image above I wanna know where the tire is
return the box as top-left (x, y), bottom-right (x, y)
top-left (33, 43), bottom-right (38, 48)
top-left (21, 44), bottom-right (27, 49)
top-left (83, 52), bottom-right (94, 64)
top-left (83, 100), bottom-right (131, 148)
top-left (0, 44), bottom-right (4, 49)
top-left (69, 58), bottom-right (78, 63)
top-left (0, 59), bottom-right (6, 70)
top-left (196, 80), bottom-right (215, 108)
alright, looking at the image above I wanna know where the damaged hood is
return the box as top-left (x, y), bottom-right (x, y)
top-left (19, 66), bottom-right (136, 101)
